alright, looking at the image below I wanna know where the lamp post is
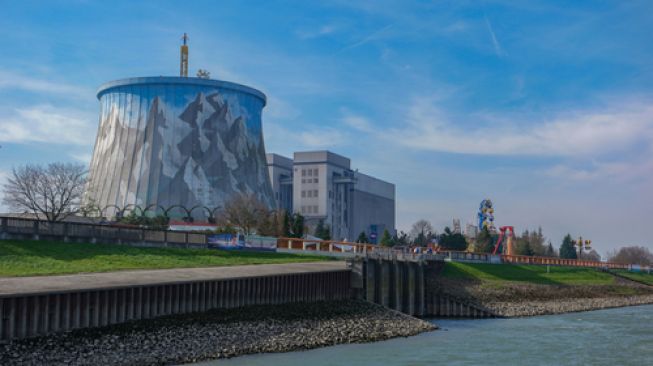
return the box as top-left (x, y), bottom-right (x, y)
top-left (571, 236), bottom-right (592, 259)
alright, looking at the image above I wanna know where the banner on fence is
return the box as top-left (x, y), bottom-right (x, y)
top-left (207, 234), bottom-right (277, 251)
top-left (207, 233), bottom-right (244, 249)
top-left (244, 235), bottom-right (277, 251)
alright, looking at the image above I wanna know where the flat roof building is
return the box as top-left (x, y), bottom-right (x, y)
top-left (267, 150), bottom-right (395, 242)
top-left (266, 153), bottom-right (293, 213)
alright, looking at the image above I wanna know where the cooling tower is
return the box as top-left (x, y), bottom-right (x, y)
top-left (85, 77), bottom-right (275, 219)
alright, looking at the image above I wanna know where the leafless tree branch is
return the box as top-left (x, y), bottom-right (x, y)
top-left (1, 162), bottom-right (87, 222)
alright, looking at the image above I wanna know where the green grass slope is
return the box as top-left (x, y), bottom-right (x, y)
top-left (613, 270), bottom-right (653, 286)
top-left (0, 240), bottom-right (331, 277)
top-left (440, 261), bottom-right (616, 286)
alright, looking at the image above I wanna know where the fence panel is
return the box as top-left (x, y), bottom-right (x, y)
top-left (6, 218), bottom-right (35, 234)
top-left (67, 223), bottom-right (95, 237)
top-left (37, 222), bottom-right (65, 236)
top-left (143, 230), bottom-right (165, 242)
top-left (187, 233), bottom-right (205, 244)
top-left (94, 225), bottom-right (118, 239)
top-left (166, 232), bottom-right (186, 244)
top-left (118, 228), bottom-right (142, 241)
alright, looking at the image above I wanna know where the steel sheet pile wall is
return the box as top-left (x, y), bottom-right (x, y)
top-left (358, 259), bottom-right (494, 318)
top-left (0, 271), bottom-right (351, 342)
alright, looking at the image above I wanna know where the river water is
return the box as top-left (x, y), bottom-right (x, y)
top-left (199, 304), bottom-right (653, 366)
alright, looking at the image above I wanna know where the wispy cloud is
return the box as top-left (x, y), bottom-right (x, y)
top-left (0, 105), bottom-right (96, 145)
top-left (70, 153), bottom-right (93, 164)
top-left (338, 24), bottom-right (394, 53)
top-left (0, 71), bottom-right (91, 100)
top-left (389, 96), bottom-right (653, 158)
top-left (297, 24), bottom-right (340, 40)
top-left (264, 120), bottom-right (349, 156)
top-left (484, 16), bottom-right (504, 57)
top-left (266, 95), bottom-right (301, 120)
top-left (341, 110), bottom-right (374, 132)
top-left (298, 129), bottom-right (348, 148)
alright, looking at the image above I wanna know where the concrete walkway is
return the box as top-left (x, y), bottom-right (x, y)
top-left (0, 261), bottom-right (348, 297)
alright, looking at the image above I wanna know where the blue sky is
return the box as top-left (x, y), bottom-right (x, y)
top-left (1, 0), bottom-right (652, 255)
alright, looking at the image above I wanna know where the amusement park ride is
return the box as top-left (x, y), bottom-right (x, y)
top-left (478, 199), bottom-right (516, 255)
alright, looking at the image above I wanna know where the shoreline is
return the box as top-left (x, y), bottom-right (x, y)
top-left (0, 300), bottom-right (435, 366)
top-left (2, 296), bottom-right (652, 365)
top-left (487, 294), bottom-right (653, 317)
top-left (428, 270), bottom-right (653, 318)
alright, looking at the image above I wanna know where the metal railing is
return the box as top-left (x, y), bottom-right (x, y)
top-left (0, 216), bottom-right (640, 271)
top-left (276, 237), bottom-right (632, 269)
top-left (501, 254), bottom-right (629, 269)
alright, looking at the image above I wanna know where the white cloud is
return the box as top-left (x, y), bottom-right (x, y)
top-left (298, 129), bottom-right (348, 148)
top-left (390, 96), bottom-right (653, 158)
top-left (338, 24), bottom-right (394, 53)
top-left (341, 111), bottom-right (373, 132)
top-left (0, 71), bottom-right (91, 100)
top-left (484, 16), bottom-right (504, 57)
top-left (264, 120), bottom-right (348, 155)
top-left (70, 153), bottom-right (93, 164)
top-left (297, 24), bottom-right (340, 39)
top-left (0, 104), bottom-right (96, 145)
top-left (266, 95), bottom-right (301, 120)
top-left (443, 21), bottom-right (469, 34)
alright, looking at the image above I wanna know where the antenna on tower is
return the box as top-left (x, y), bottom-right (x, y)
top-left (180, 33), bottom-right (189, 77)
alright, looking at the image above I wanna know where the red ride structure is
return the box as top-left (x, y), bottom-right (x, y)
top-left (492, 226), bottom-right (515, 255)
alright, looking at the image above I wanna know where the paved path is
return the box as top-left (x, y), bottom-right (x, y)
top-left (0, 261), bottom-right (348, 297)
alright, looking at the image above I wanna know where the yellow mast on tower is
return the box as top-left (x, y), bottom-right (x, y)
top-left (180, 33), bottom-right (189, 77)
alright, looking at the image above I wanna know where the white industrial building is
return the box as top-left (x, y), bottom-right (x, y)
top-left (266, 151), bottom-right (395, 242)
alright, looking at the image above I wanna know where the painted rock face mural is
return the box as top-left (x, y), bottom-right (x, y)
top-left (85, 77), bottom-right (275, 219)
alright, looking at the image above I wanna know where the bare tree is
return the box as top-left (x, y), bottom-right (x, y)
top-left (584, 249), bottom-right (602, 262)
top-left (221, 193), bottom-right (270, 235)
top-left (2, 162), bottom-right (87, 222)
top-left (410, 219), bottom-right (434, 246)
top-left (608, 246), bottom-right (653, 266)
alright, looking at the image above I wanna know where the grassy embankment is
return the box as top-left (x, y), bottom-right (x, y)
top-left (0, 240), bottom-right (332, 277)
top-left (434, 262), bottom-right (653, 317)
top-left (612, 270), bottom-right (653, 286)
top-left (440, 261), bottom-right (616, 285)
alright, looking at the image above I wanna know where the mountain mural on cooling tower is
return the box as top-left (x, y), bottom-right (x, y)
top-left (160, 91), bottom-right (274, 211)
top-left (86, 90), bottom-right (274, 216)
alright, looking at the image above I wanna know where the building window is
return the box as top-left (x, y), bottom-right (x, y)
top-left (302, 169), bottom-right (306, 177)
top-left (301, 179), bottom-right (306, 184)
top-left (314, 178), bottom-right (318, 183)
top-left (314, 169), bottom-right (318, 176)
top-left (308, 169), bottom-right (313, 177)
top-left (314, 190), bottom-right (318, 197)
top-left (313, 205), bottom-right (318, 213)
top-left (307, 190), bottom-right (312, 198)
top-left (301, 190), bottom-right (306, 198)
